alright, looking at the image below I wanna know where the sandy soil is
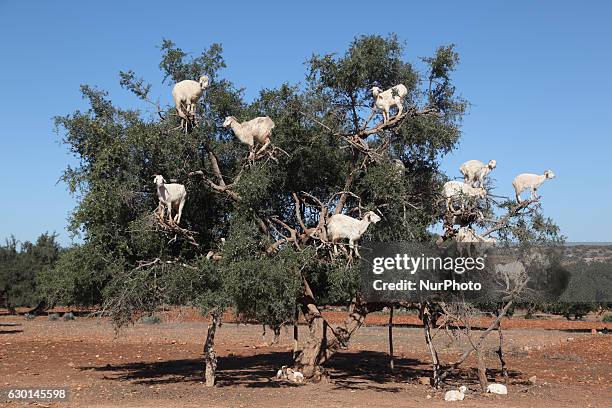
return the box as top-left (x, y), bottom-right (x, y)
top-left (0, 315), bottom-right (610, 407)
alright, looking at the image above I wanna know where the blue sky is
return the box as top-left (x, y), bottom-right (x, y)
top-left (0, 1), bottom-right (610, 245)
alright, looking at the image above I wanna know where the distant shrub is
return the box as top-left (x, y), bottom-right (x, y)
top-left (543, 302), bottom-right (597, 320)
top-left (140, 315), bottom-right (161, 325)
top-left (63, 312), bottom-right (75, 321)
top-left (48, 313), bottom-right (60, 321)
top-left (603, 314), bottom-right (612, 323)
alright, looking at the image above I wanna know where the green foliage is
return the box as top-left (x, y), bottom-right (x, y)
top-left (559, 260), bottom-right (612, 304)
top-left (603, 314), bottom-right (612, 323)
top-left (48, 34), bottom-right (560, 330)
top-left (545, 302), bottom-right (595, 320)
top-left (495, 200), bottom-right (565, 244)
top-left (0, 233), bottom-right (61, 309)
top-left (38, 243), bottom-right (119, 307)
top-left (222, 248), bottom-right (305, 326)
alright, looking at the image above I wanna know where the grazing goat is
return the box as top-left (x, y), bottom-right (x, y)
top-left (223, 116), bottom-right (275, 159)
top-left (442, 181), bottom-right (487, 213)
top-left (153, 175), bottom-right (187, 225)
top-left (327, 211), bottom-right (381, 258)
top-left (459, 159), bottom-right (497, 187)
top-left (512, 170), bottom-right (555, 202)
top-left (444, 386), bottom-right (467, 401)
top-left (172, 75), bottom-right (209, 131)
top-left (371, 84), bottom-right (408, 123)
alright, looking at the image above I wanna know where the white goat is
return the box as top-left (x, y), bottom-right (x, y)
top-left (487, 383), bottom-right (508, 395)
top-left (444, 386), bottom-right (467, 401)
top-left (455, 226), bottom-right (496, 257)
top-left (172, 75), bottom-right (209, 130)
top-left (327, 211), bottom-right (381, 257)
top-left (512, 170), bottom-right (555, 202)
top-left (442, 181), bottom-right (487, 213)
top-left (223, 116), bottom-right (275, 159)
top-left (153, 175), bottom-right (187, 225)
top-left (288, 369), bottom-right (304, 383)
top-left (456, 227), bottom-right (496, 244)
top-left (371, 84), bottom-right (408, 123)
top-left (460, 159), bottom-right (497, 187)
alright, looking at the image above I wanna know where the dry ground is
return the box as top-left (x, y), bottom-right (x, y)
top-left (0, 314), bottom-right (610, 407)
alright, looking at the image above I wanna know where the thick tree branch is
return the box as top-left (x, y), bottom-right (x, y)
top-left (188, 170), bottom-right (241, 202)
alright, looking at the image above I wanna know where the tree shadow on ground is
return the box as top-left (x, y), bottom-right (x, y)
top-left (81, 349), bottom-right (526, 391)
top-left (80, 350), bottom-right (450, 390)
top-left (557, 328), bottom-right (610, 334)
top-left (82, 352), bottom-right (293, 387)
top-left (0, 329), bottom-right (23, 334)
top-left (325, 351), bottom-right (428, 392)
top-left (0, 322), bottom-right (23, 334)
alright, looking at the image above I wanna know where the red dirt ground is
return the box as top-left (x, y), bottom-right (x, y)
top-left (0, 313), bottom-right (610, 407)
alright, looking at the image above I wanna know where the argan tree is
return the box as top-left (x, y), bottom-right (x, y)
top-left (45, 34), bottom-right (560, 386)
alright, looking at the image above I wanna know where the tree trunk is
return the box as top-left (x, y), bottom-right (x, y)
top-left (495, 319), bottom-right (508, 383)
top-left (203, 312), bottom-right (221, 387)
top-left (2, 293), bottom-right (16, 315)
top-left (421, 304), bottom-right (440, 387)
top-left (293, 306), bottom-right (299, 360)
top-left (27, 300), bottom-right (48, 316)
top-left (7, 303), bottom-right (17, 315)
top-left (439, 297), bottom-right (516, 383)
top-left (294, 301), bottom-right (327, 380)
top-left (272, 325), bottom-right (281, 345)
top-left (388, 305), bottom-right (395, 373)
top-left (476, 348), bottom-right (488, 392)
top-left (294, 286), bottom-right (382, 380)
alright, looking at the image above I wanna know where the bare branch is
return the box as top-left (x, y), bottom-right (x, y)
top-left (152, 213), bottom-right (200, 247)
top-left (481, 198), bottom-right (540, 237)
top-left (188, 170), bottom-right (241, 202)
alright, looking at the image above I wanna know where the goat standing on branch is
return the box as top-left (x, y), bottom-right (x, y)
top-left (512, 170), bottom-right (555, 202)
top-left (460, 159), bottom-right (497, 188)
top-left (153, 175), bottom-right (187, 225)
top-left (223, 116), bottom-right (275, 161)
top-left (327, 211), bottom-right (381, 258)
top-left (172, 75), bottom-right (209, 132)
top-left (371, 84), bottom-right (408, 124)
